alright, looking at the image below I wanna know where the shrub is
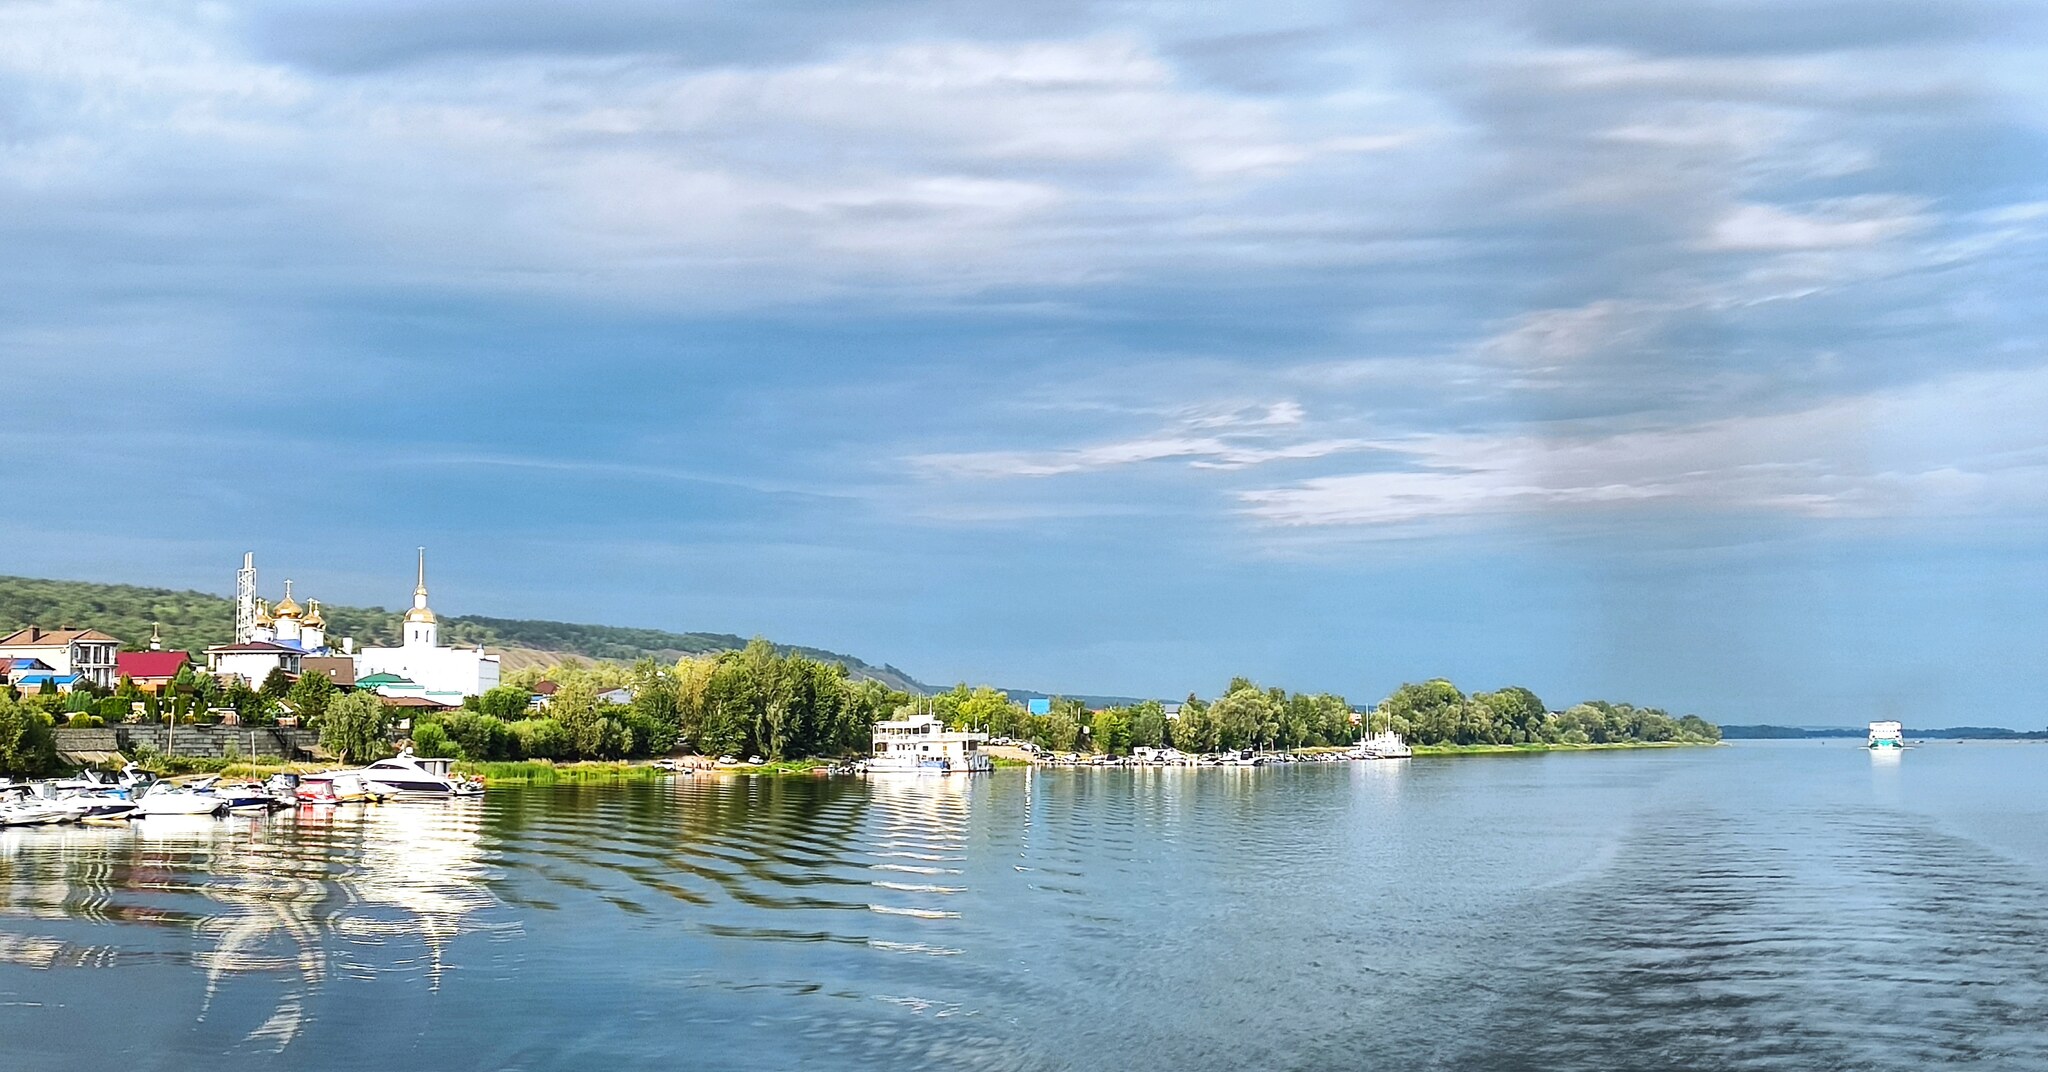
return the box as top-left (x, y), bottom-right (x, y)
top-left (66, 713), bottom-right (106, 728)
top-left (508, 718), bottom-right (570, 760)
top-left (412, 721), bottom-right (459, 759)
top-left (444, 712), bottom-right (515, 761)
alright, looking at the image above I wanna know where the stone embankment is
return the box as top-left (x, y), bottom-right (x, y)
top-left (53, 725), bottom-right (324, 761)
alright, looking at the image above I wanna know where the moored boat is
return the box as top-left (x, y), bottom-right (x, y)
top-left (864, 713), bottom-right (993, 774)
top-left (296, 772), bottom-right (386, 805)
top-left (1357, 730), bottom-right (1412, 759)
top-left (133, 781), bottom-right (229, 818)
top-left (357, 749), bottom-right (483, 799)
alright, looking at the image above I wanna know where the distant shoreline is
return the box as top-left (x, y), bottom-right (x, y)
top-left (1721, 725), bottom-right (2048, 741)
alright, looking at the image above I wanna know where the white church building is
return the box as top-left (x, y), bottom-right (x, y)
top-left (355, 549), bottom-right (501, 702)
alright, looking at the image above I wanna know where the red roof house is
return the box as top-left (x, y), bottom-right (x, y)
top-left (115, 650), bottom-right (192, 690)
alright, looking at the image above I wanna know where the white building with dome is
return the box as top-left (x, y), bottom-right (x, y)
top-left (354, 549), bottom-right (501, 701)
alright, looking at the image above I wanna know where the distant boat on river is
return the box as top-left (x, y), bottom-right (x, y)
top-left (1868, 721), bottom-right (1905, 749)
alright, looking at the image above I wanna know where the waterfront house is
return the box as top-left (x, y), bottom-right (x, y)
top-left (528, 680), bottom-right (559, 709)
top-left (115, 650), bottom-right (192, 693)
top-left (205, 640), bottom-right (304, 686)
top-left (0, 627), bottom-right (121, 688)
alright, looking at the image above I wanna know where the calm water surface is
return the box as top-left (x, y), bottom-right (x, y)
top-left (3, 742), bottom-right (2046, 1070)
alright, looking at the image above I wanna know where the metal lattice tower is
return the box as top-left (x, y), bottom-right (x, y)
top-left (235, 551), bottom-right (257, 642)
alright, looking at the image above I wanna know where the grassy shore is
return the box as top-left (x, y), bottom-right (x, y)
top-left (456, 760), bottom-right (672, 783)
top-left (1408, 740), bottom-right (1717, 756)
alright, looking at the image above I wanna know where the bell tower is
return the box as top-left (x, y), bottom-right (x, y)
top-left (404, 547), bottom-right (439, 647)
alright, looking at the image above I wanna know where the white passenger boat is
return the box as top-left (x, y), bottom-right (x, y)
top-left (864, 713), bottom-right (993, 774)
top-left (1357, 730), bottom-right (1412, 759)
top-left (1868, 721), bottom-right (1905, 749)
top-left (357, 749), bottom-right (482, 799)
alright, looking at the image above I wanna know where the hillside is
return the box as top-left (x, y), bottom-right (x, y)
top-left (0, 575), bottom-right (931, 693)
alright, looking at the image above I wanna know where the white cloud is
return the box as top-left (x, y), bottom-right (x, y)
top-left (1703, 197), bottom-right (1932, 252)
top-left (1238, 367), bottom-right (2048, 528)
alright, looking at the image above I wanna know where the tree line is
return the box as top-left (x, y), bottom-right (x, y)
top-left (2, 645), bottom-right (1719, 776)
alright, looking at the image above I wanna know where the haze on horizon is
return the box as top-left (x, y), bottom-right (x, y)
top-left (2, 1), bottom-right (2045, 725)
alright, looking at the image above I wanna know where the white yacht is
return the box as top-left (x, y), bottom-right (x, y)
top-left (1867, 721), bottom-right (1905, 749)
top-left (358, 749), bottom-right (483, 798)
top-left (865, 713), bottom-right (993, 774)
top-left (1357, 729), bottom-right (1412, 759)
top-left (133, 781), bottom-right (229, 818)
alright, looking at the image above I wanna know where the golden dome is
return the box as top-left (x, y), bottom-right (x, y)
top-left (405, 606), bottom-right (437, 624)
top-left (303, 599), bottom-right (326, 628)
top-left (273, 580), bottom-right (302, 619)
top-left (254, 600), bottom-right (274, 626)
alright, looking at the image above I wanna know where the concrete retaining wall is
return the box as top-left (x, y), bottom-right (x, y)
top-left (53, 725), bottom-right (325, 760)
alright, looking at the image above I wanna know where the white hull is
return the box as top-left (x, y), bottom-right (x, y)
top-left (135, 795), bottom-right (226, 817)
top-left (863, 757), bottom-right (992, 775)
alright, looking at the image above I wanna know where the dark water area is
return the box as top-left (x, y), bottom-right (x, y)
top-left (4, 742), bottom-right (2046, 1071)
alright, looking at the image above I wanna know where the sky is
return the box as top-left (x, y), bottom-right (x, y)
top-left (3, 1), bottom-right (2046, 724)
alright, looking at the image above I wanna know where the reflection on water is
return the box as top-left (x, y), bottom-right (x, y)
top-left (0, 802), bottom-right (501, 1056)
top-left (3, 745), bottom-right (2047, 1071)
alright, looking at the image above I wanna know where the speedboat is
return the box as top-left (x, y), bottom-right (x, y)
top-left (132, 781), bottom-right (228, 818)
top-left (357, 749), bottom-right (482, 798)
top-left (190, 777), bottom-right (283, 812)
top-left (296, 772), bottom-right (385, 805)
top-left (0, 785), bottom-right (75, 827)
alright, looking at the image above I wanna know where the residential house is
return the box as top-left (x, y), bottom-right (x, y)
top-left (2, 657), bottom-right (55, 689)
top-left (0, 627), bottom-right (121, 688)
top-left (300, 655), bottom-right (357, 689)
top-left (13, 672), bottom-right (85, 693)
top-left (205, 640), bottom-right (304, 687)
top-left (115, 650), bottom-right (193, 694)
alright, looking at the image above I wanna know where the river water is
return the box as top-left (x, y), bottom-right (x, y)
top-left (3, 741), bottom-right (2046, 1071)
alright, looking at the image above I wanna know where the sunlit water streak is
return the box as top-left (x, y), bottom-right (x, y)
top-left (2, 742), bottom-right (2045, 1070)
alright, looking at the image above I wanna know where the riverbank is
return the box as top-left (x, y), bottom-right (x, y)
top-left (1409, 740), bottom-right (1717, 756)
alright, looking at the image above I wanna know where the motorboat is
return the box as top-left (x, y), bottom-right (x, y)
top-left (132, 781), bottom-right (228, 818)
top-left (296, 771), bottom-right (386, 805)
top-left (357, 749), bottom-right (483, 798)
top-left (189, 776), bottom-right (283, 811)
top-left (1868, 721), bottom-right (1905, 749)
top-left (0, 785), bottom-right (75, 827)
top-left (29, 782), bottom-right (139, 822)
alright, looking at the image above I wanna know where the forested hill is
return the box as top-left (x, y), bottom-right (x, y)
top-left (0, 575), bottom-right (930, 693)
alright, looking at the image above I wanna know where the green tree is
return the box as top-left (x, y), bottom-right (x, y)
top-left (411, 720), bottom-right (459, 759)
top-left (628, 658), bottom-right (683, 755)
top-left (286, 670), bottom-right (338, 725)
top-left (1093, 706), bottom-right (1133, 755)
top-left (1170, 695), bottom-right (1220, 753)
top-left (1127, 700), bottom-right (1168, 749)
top-left (0, 694), bottom-right (59, 777)
top-left (320, 691), bottom-right (391, 764)
top-left (259, 667), bottom-right (293, 700)
top-left (474, 684), bottom-right (533, 721)
top-left (509, 717), bottom-right (571, 759)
